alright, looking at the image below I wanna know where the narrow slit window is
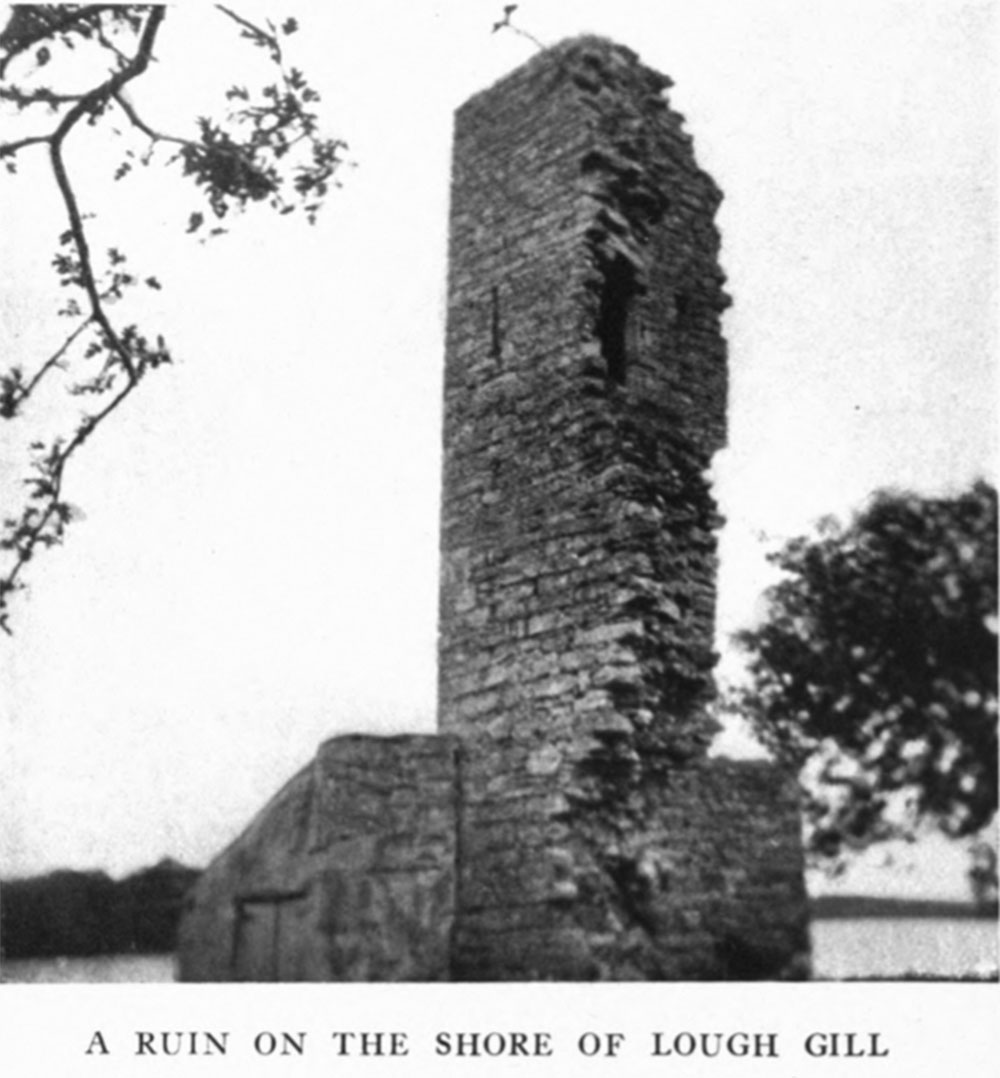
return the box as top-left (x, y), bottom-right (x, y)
top-left (489, 286), bottom-right (502, 359)
top-left (596, 256), bottom-right (635, 386)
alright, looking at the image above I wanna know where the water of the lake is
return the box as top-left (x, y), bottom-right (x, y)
top-left (810, 917), bottom-right (996, 980)
top-left (2, 953), bottom-right (178, 983)
top-left (2, 920), bottom-right (996, 982)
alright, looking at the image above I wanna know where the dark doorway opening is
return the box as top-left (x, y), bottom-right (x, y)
top-left (232, 887), bottom-right (308, 981)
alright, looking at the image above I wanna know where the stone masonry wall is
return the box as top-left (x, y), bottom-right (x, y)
top-left (178, 735), bottom-right (459, 981)
top-left (179, 38), bottom-right (809, 982)
top-left (440, 39), bottom-right (729, 757)
top-left (438, 38), bottom-right (805, 979)
top-left (179, 737), bottom-right (807, 981)
top-left (646, 761), bottom-right (810, 980)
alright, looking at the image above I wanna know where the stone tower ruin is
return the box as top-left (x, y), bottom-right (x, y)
top-left (178, 38), bottom-right (810, 981)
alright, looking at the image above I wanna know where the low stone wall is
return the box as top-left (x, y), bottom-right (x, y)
top-left (178, 735), bottom-right (460, 981)
top-left (609, 757), bottom-right (811, 980)
top-left (450, 742), bottom-right (809, 980)
top-left (180, 736), bottom-right (808, 981)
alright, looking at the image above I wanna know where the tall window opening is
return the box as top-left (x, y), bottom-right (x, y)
top-left (596, 255), bottom-right (636, 386)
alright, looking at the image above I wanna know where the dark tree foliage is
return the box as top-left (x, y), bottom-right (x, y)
top-left (0, 4), bottom-right (345, 632)
top-left (732, 482), bottom-right (997, 860)
top-left (0, 858), bottom-right (200, 958)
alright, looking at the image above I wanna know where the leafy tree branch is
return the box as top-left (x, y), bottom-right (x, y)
top-left (0, 3), bottom-right (345, 632)
top-left (725, 482), bottom-right (998, 874)
top-left (0, 4), bottom-right (116, 78)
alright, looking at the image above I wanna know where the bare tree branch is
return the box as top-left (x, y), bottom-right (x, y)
top-left (1, 318), bottom-right (93, 418)
top-left (214, 4), bottom-right (281, 61)
top-left (46, 6), bottom-right (166, 379)
top-left (491, 4), bottom-right (547, 51)
top-left (0, 84), bottom-right (91, 106)
top-left (0, 131), bottom-right (51, 158)
top-left (0, 374), bottom-right (140, 633)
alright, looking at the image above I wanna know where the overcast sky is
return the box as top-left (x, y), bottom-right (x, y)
top-left (0, 0), bottom-right (995, 887)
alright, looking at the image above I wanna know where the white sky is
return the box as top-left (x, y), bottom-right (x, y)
top-left (0, 1), bottom-right (995, 893)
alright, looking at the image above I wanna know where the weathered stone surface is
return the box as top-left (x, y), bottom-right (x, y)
top-left (179, 37), bottom-right (810, 982)
top-left (439, 38), bottom-right (729, 764)
top-left (437, 36), bottom-right (807, 980)
top-left (177, 735), bottom-right (460, 981)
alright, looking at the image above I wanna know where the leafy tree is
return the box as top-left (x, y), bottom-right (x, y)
top-left (0, 858), bottom-right (200, 957)
top-left (0, 4), bottom-right (344, 632)
top-left (731, 481), bottom-right (997, 863)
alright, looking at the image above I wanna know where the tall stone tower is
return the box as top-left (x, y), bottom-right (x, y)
top-left (440, 39), bottom-right (727, 749)
top-left (178, 38), bottom-right (809, 983)
top-left (438, 36), bottom-right (804, 980)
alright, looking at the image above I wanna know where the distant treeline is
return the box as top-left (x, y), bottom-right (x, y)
top-left (1, 859), bottom-right (201, 959)
top-left (812, 894), bottom-right (998, 921)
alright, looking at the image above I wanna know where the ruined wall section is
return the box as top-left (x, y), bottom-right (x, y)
top-left (178, 735), bottom-right (459, 981)
top-left (180, 37), bottom-right (809, 984)
top-left (440, 38), bottom-right (751, 978)
top-left (589, 759), bottom-right (811, 979)
top-left (658, 760), bottom-right (811, 979)
top-left (573, 42), bottom-right (731, 761)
